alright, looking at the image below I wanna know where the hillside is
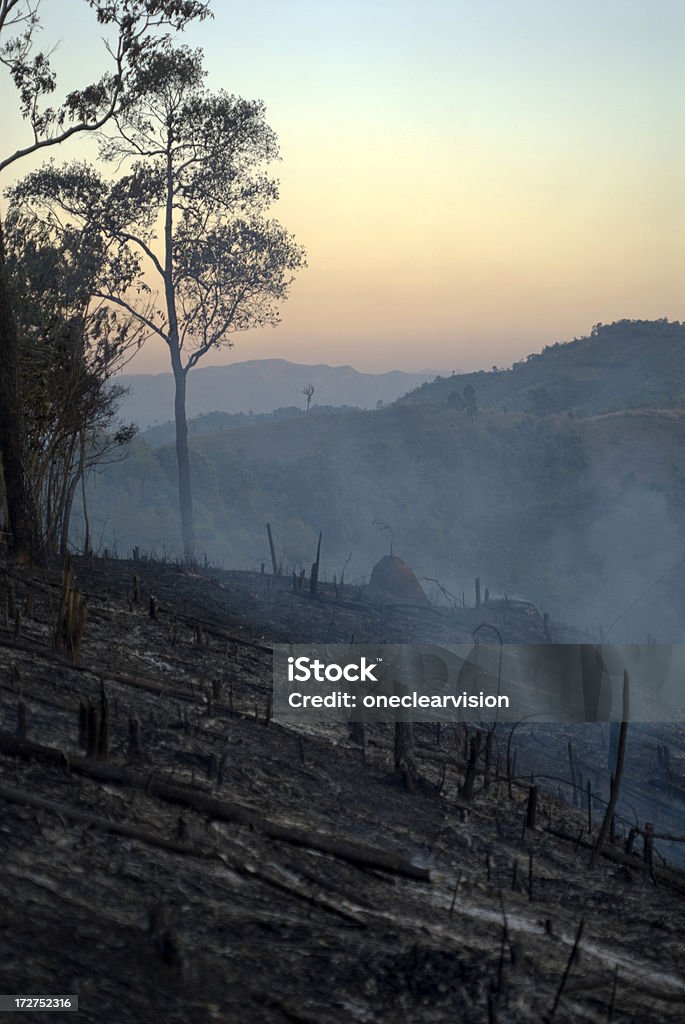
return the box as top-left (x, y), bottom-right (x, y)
top-left (11, 331), bottom-right (685, 1021)
top-left (1, 556), bottom-right (684, 1022)
top-left (139, 405), bottom-right (359, 449)
top-left (399, 320), bottom-right (685, 415)
top-left (85, 400), bottom-right (685, 643)
top-left (116, 359), bottom-right (441, 429)
top-left (79, 320), bottom-right (685, 642)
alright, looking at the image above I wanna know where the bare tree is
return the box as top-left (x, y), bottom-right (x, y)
top-left (0, 0), bottom-right (212, 561)
top-left (302, 383), bottom-right (314, 416)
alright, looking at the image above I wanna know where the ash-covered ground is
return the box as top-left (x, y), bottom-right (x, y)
top-left (0, 556), bottom-right (683, 1023)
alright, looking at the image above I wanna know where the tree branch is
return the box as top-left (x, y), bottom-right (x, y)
top-left (92, 290), bottom-right (167, 343)
top-left (117, 230), bottom-right (164, 279)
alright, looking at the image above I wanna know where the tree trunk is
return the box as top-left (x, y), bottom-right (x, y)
top-left (172, 364), bottom-right (194, 562)
top-left (60, 476), bottom-right (78, 557)
top-left (0, 216), bottom-right (42, 564)
top-left (591, 670), bottom-right (630, 867)
top-left (80, 434), bottom-right (91, 556)
top-left (163, 138), bottom-right (194, 564)
top-left (60, 457), bottom-right (83, 558)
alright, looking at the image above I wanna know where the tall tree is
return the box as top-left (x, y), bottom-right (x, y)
top-left (0, 0), bottom-right (212, 562)
top-left (12, 42), bottom-right (307, 560)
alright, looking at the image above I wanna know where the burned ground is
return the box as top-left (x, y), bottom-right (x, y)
top-left (0, 556), bottom-right (683, 1023)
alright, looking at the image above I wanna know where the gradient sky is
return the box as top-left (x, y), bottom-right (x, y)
top-left (1, 0), bottom-right (683, 373)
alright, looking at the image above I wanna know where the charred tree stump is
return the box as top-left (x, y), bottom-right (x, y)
top-left (78, 702), bottom-right (88, 749)
top-left (16, 700), bottom-right (27, 740)
top-left (592, 671), bottom-right (629, 867)
top-left (309, 532), bottom-right (322, 597)
top-left (349, 720), bottom-right (367, 762)
top-left (550, 918), bottom-right (584, 1019)
top-left (461, 730), bottom-right (483, 802)
top-left (643, 822), bottom-right (655, 880)
top-left (97, 691), bottom-right (109, 761)
top-left (128, 716), bottom-right (144, 760)
top-left (526, 785), bottom-right (538, 832)
top-left (266, 522), bottom-right (278, 576)
top-left (567, 740), bottom-right (577, 805)
top-left (86, 703), bottom-right (98, 759)
top-left (484, 729), bottom-right (493, 790)
top-left (393, 723), bottom-right (413, 770)
top-left (54, 559), bottom-right (87, 664)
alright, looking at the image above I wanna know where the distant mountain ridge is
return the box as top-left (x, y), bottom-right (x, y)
top-left (116, 358), bottom-right (443, 428)
top-left (399, 319), bottom-right (685, 415)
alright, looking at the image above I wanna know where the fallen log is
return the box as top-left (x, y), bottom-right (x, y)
top-left (0, 730), bottom-right (431, 883)
top-left (0, 780), bottom-right (211, 859)
top-left (230, 859), bottom-right (367, 927)
top-left (0, 635), bottom-right (237, 709)
top-left (546, 826), bottom-right (685, 896)
top-left (0, 780), bottom-right (370, 925)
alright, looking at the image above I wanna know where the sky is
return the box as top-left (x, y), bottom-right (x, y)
top-left (1, 0), bottom-right (683, 373)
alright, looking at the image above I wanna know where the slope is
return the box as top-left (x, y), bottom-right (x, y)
top-left (399, 320), bottom-right (685, 415)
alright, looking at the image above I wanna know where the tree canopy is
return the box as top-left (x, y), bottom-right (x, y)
top-left (0, 0), bottom-right (213, 171)
top-left (9, 41), bottom-right (306, 558)
top-left (0, 0), bottom-right (212, 561)
top-left (4, 202), bottom-right (140, 552)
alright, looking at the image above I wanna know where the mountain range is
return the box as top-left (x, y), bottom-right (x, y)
top-left (116, 359), bottom-right (442, 428)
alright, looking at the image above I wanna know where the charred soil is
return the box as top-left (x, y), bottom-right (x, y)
top-left (0, 556), bottom-right (683, 1023)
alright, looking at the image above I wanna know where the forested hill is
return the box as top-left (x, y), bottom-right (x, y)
top-left (399, 320), bottom-right (685, 415)
top-left (85, 318), bottom-right (685, 640)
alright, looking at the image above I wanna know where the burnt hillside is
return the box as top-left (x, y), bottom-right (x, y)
top-left (1, 556), bottom-right (684, 1023)
top-left (89, 399), bottom-right (685, 643)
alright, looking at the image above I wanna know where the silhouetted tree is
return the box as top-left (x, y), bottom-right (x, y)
top-left (5, 204), bottom-right (140, 552)
top-left (0, 0), bottom-right (212, 562)
top-left (302, 383), bottom-right (315, 415)
top-left (11, 43), bottom-right (306, 560)
top-left (463, 383), bottom-right (477, 418)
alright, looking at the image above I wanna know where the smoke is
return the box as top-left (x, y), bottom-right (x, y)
top-left (83, 404), bottom-right (685, 644)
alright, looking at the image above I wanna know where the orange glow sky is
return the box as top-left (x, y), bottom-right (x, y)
top-left (1, 0), bottom-right (683, 373)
